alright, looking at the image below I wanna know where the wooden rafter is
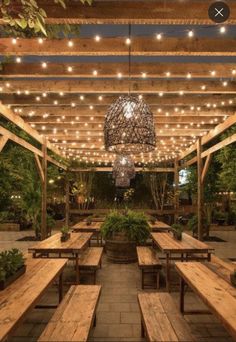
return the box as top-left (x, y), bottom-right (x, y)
top-left (70, 167), bottom-right (175, 172)
top-left (0, 1), bottom-right (235, 25)
top-left (0, 135), bottom-right (8, 152)
top-left (201, 154), bottom-right (212, 183)
top-left (1, 80), bottom-right (236, 93)
top-left (34, 153), bottom-right (44, 183)
top-left (1, 37), bottom-right (236, 56)
top-left (2, 62), bottom-right (236, 79)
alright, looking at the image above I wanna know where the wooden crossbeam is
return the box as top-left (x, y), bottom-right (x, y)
top-left (179, 113), bottom-right (236, 160)
top-left (0, 135), bottom-right (8, 152)
top-left (3, 95), bottom-right (235, 107)
top-left (1, 37), bottom-right (236, 56)
top-left (34, 154), bottom-right (44, 182)
top-left (1, 80), bottom-right (236, 93)
top-left (0, 1), bottom-right (235, 25)
top-left (69, 167), bottom-right (175, 173)
top-left (2, 62), bottom-right (236, 78)
top-left (201, 154), bottom-right (212, 183)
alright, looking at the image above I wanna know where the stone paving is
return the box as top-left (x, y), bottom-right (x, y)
top-left (0, 229), bottom-right (234, 342)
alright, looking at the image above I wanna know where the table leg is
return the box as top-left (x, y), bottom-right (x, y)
top-left (207, 252), bottom-right (211, 261)
top-left (166, 252), bottom-right (170, 292)
top-left (97, 232), bottom-right (99, 246)
top-left (58, 272), bottom-right (63, 303)
top-left (75, 253), bottom-right (80, 284)
top-left (180, 277), bottom-right (185, 314)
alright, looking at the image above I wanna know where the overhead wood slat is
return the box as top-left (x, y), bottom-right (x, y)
top-left (1, 80), bottom-right (235, 93)
top-left (2, 62), bottom-right (236, 78)
top-left (1, 37), bottom-right (236, 56)
top-left (1, 1), bottom-right (236, 25)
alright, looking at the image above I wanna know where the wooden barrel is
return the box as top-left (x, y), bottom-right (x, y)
top-left (105, 232), bottom-right (137, 263)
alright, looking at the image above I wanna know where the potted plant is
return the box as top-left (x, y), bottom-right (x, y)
top-left (101, 210), bottom-right (150, 263)
top-left (60, 226), bottom-right (70, 242)
top-left (230, 270), bottom-right (236, 287)
top-left (171, 223), bottom-right (183, 241)
top-left (0, 248), bottom-right (26, 290)
top-left (86, 216), bottom-right (92, 226)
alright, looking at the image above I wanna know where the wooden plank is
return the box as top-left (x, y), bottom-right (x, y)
top-left (41, 137), bottom-right (47, 239)
top-left (136, 247), bottom-right (161, 268)
top-left (2, 62), bottom-right (236, 78)
top-left (0, 135), bottom-right (8, 152)
top-left (0, 258), bottom-right (67, 341)
top-left (197, 138), bottom-right (203, 240)
top-left (201, 153), bottom-right (212, 183)
top-left (72, 222), bottom-right (101, 231)
top-left (175, 262), bottom-right (236, 339)
top-left (0, 1), bottom-right (236, 25)
top-left (70, 167), bottom-right (175, 173)
top-left (1, 37), bottom-right (236, 56)
top-left (39, 285), bottom-right (101, 342)
top-left (138, 292), bottom-right (194, 341)
top-left (34, 153), bottom-right (44, 183)
top-left (1, 79), bottom-right (236, 93)
top-left (79, 247), bottom-right (103, 267)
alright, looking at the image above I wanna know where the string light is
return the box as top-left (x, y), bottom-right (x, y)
top-left (188, 30), bottom-right (194, 38)
top-left (156, 33), bottom-right (162, 40)
top-left (16, 57), bottom-right (21, 63)
top-left (219, 26), bottom-right (226, 34)
top-left (95, 35), bottom-right (101, 42)
top-left (125, 38), bottom-right (131, 45)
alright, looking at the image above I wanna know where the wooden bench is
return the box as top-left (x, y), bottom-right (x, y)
top-left (138, 292), bottom-right (195, 341)
top-left (137, 246), bottom-right (162, 289)
top-left (79, 247), bottom-right (103, 284)
top-left (39, 285), bottom-right (101, 342)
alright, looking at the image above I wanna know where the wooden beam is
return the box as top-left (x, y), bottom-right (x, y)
top-left (2, 62), bottom-right (236, 79)
top-left (201, 154), bottom-right (212, 184)
top-left (174, 158), bottom-right (179, 223)
top-left (34, 153), bottom-right (44, 183)
top-left (41, 137), bottom-right (47, 240)
top-left (1, 37), bottom-right (236, 56)
top-left (1, 80), bottom-right (236, 94)
top-left (4, 94), bottom-right (235, 107)
top-left (65, 180), bottom-right (70, 227)
top-left (0, 102), bottom-right (62, 157)
top-left (197, 138), bottom-right (203, 241)
top-left (0, 135), bottom-right (8, 152)
top-left (179, 113), bottom-right (236, 160)
top-left (0, 1), bottom-right (235, 25)
top-left (69, 167), bottom-right (175, 173)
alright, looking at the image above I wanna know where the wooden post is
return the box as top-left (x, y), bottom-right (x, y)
top-left (197, 137), bottom-right (203, 241)
top-left (174, 158), bottom-right (179, 223)
top-left (41, 137), bottom-right (47, 240)
top-left (65, 180), bottom-right (70, 227)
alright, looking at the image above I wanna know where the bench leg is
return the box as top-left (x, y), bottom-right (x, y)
top-left (58, 272), bottom-right (63, 303)
top-left (141, 270), bottom-right (144, 290)
top-left (93, 270), bottom-right (96, 285)
top-left (156, 271), bottom-right (160, 289)
top-left (141, 319), bottom-right (145, 338)
top-left (75, 253), bottom-right (80, 284)
top-left (180, 277), bottom-right (185, 314)
top-left (93, 314), bottom-right (97, 327)
top-left (166, 252), bottom-right (171, 292)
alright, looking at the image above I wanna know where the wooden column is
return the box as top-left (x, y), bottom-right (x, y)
top-left (197, 137), bottom-right (203, 241)
top-left (41, 137), bottom-right (47, 240)
top-left (65, 180), bottom-right (70, 227)
top-left (174, 158), bottom-right (179, 223)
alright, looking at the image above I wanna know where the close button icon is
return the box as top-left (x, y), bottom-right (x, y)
top-left (208, 2), bottom-right (230, 23)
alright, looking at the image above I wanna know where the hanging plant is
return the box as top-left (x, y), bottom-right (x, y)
top-left (0, 0), bottom-right (92, 37)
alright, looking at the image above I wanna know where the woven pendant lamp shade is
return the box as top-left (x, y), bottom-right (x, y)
top-left (112, 154), bottom-right (135, 180)
top-left (104, 95), bottom-right (156, 154)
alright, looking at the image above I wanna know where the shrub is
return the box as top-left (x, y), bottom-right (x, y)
top-left (0, 248), bottom-right (25, 281)
top-left (187, 215), bottom-right (209, 238)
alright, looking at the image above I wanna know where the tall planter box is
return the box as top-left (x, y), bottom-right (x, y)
top-left (0, 223), bottom-right (20, 231)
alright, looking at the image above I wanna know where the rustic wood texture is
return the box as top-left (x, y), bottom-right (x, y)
top-left (79, 247), bottom-right (103, 268)
top-left (151, 232), bottom-right (213, 253)
top-left (0, 258), bottom-right (67, 341)
top-left (39, 285), bottom-right (101, 342)
top-left (72, 222), bottom-right (102, 232)
top-left (138, 292), bottom-right (195, 341)
top-left (175, 262), bottom-right (236, 340)
top-left (137, 247), bottom-right (161, 268)
top-left (1, 37), bottom-right (236, 56)
top-left (148, 221), bottom-right (171, 231)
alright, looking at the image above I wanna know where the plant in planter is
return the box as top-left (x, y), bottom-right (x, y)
top-left (230, 270), bottom-right (236, 287)
top-left (0, 248), bottom-right (26, 290)
top-left (171, 223), bottom-right (183, 241)
top-left (60, 226), bottom-right (70, 242)
top-left (187, 215), bottom-right (210, 239)
top-left (101, 210), bottom-right (150, 263)
top-left (214, 210), bottom-right (227, 226)
top-left (86, 216), bottom-right (92, 226)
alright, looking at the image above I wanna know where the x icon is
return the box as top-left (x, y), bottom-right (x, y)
top-left (215, 7), bottom-right (224, 17)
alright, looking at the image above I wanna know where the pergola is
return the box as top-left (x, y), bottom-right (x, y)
top-left (0, 1), bottom-right (236, 240)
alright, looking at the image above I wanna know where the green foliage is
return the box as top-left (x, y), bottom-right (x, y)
top-left (0, 0), bottom-right (92, 37)
top-left (171, 223), bottom-right (183, 233)
top-left (101, 210), bottom-right (150, 244)
top-left (187, 215), bottom-right (209, 238)
top-left (61, 225), bottom-right (69, 235)
top-left (0, 248), bottom-right (25, 281)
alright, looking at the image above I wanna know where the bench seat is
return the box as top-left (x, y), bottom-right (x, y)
top-left (137, 246), bottom-right (162, 289)
top-left (39, 285), bottom-right (101, 342)
top-left (138, 292), bottom-right (195, 341)
top-left (79, 247), bottom-right (103, 284)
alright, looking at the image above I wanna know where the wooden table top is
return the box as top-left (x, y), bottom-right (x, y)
top-left (28, 232), bottom-right (92, 254)
top-left (148, 220), bottom-right (171, 231)
top-left (151, 232), bottom-right (214, 253)
top-left (72, 221), bottom-right (102, 232)
top-left (175, 262), bottom-right (236, 339)
top-left (0, 257), bottom-right (67, 341)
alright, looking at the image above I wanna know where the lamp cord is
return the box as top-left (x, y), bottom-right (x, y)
top-left (128, 23), bottom-right (131, 96)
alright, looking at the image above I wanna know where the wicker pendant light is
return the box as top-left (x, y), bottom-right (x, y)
top-left (112, 154), bottom-right (136, 180)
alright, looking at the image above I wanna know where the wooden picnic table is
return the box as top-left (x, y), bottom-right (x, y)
top-left (28, 232), bottom-right (92, 284)
top-left (148, 220), bottom-right (171, 232)
top-left (175, 261), bottom-right (236, 340)
top-left (151, 232), bottom-right (214, 291)
top-left (72, 222), bottom-right (102, 246)
top-left (0, 257), bottom-right (67, 342)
